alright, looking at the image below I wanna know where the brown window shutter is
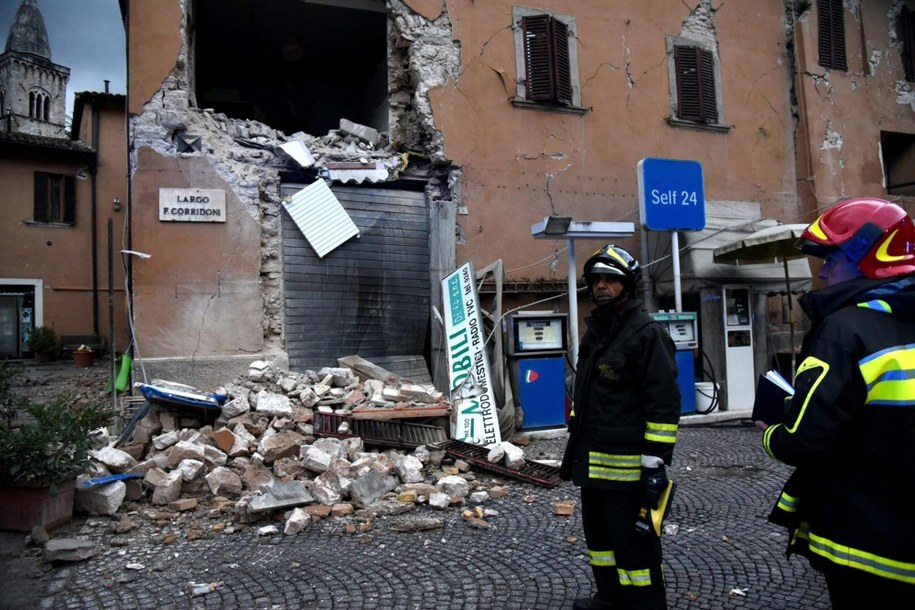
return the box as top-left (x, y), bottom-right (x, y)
top-left (675, 45), bottom-right (718, 123)
top-left (817, 0), bottom-right (847, 71)
top-left (522, 14), bottom-right (573, 104)
top-left (698, 48), bottom-right (718, 123)
top-left (551, 18), bottom-right (572, 104)
top-left (903, 6), bottom-right (915, 82)
top-left (33, 172), bottom-right (49, 222)
top-left (523, 15), bottom-right (554, 101)
top-left (63, 176), bottom-right (76, 224)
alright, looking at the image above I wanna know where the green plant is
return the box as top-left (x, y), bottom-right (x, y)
top-left (0, 397), bottom-right (114, 494)
top-left (0, 361), bottom-right (28, 426)
top-left (26, 326), bottom-right (58, 355)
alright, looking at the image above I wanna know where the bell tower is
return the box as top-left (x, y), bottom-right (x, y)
top-left (0, 0), bottom-right (69, 137)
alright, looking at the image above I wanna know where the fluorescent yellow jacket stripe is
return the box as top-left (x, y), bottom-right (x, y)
top-left (795, 525), bottom-right (915, 584)
top-left (618, 567), bottom-right (652, 587)
top-left (859, 343), bottom-right (915, 407)
top-left (857, 299), bottom-right (892, 313)
top-left (645, 421), bottom-right (678, 444)
top-left (588, 452), bottom-right (641, 481)
top-left (777, 491), bottom-right (799, 513)
top-left (588, 549), bottom-right (616, 567)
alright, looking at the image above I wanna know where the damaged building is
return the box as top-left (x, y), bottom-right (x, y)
top-left (121, 0), bottom-right (913, 424)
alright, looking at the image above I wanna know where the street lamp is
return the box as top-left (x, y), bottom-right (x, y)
top-left (531, 216), bottom-right (635, 366)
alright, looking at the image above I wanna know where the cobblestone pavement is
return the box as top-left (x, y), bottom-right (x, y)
top-left (1, 415), bottom-right (832, 610)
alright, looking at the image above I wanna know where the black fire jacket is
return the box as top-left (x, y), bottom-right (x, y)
top-left (560, 299), bottom-right (681, 489)
top-left (763, 274), bottom-right (915, 584)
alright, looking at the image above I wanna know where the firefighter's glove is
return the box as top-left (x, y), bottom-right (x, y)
top-left (642, 466), bottom-right (668, 510)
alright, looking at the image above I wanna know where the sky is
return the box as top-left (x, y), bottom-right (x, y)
top-left (0, 0), bottom-right (126, 119)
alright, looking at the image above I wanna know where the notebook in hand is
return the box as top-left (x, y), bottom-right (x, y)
top-left (752, 370), bottom-right (794, 424)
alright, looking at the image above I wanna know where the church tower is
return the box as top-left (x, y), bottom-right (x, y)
top-left (0, 0), bottom-right (69, 137)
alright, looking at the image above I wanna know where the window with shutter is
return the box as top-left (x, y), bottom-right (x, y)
top-left (32, 172), bottom-right (75, 225)
top-left (817, 0), bottom-right (847, 71)
top-left (674, 45), bottom-right (719, 124)
top-left (522, 14), bottom-right (572, 105)
top-left (33, 172), bottom-right (49, 222)
top-left (902, 6), bottom-right (915, 83)
top-left (63, 176), bottom-right (76, 224)
top-left (512, 8), bottom-right (582, 112)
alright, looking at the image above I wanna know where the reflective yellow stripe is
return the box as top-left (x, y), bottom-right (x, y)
top-left (762, 356), bottom-right (829, 458)
top-left (588, 466), bottom-right (641, 482)
top-left (618, 567), bottom-right (652, 587)
top-left (589, 452), bottom-right (640, 468)
top-left (804, 530), bottom-right (915, 584)
top-left (857, 299), bottom-right (892, 313)
top-left (645, 422), bottom-right (678, 444)
top-left (859, 344), bottom-right (915, 407)
top-left (588, 549), bottom-right (616, 567)
top-left (588, 452), bottom-right (641, 481)
top-left (777, 491), bottom-right (799, 513)
top-left (807, 217), bottom-right (827, 240)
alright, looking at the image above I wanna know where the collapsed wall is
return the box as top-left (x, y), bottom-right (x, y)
top-left (129, 0), bottom-right (463, 362)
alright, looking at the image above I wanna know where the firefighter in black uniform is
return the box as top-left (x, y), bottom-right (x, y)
top-left (759, 198), bottom-right (915, 608)
top-left (561, 244), bottom-right (681, 610)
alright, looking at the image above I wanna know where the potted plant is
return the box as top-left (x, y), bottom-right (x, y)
top-left (0, 396), bottom-right (113, 532)
top-left (73, 344), bottom-right (94, 368)
top-left (26, 326), bottom-right (58, 362)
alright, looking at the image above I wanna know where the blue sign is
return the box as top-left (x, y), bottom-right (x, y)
top-left (637, 158), bottom-right (706, 231)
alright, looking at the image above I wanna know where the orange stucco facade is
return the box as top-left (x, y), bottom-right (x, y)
top-left (0, 94), bottom-right (128, 358)
top-left (123, 0), bottom-right (913, 390)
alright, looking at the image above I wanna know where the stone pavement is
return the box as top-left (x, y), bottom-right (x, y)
top-left (1, 412), bottom-right (832, 610)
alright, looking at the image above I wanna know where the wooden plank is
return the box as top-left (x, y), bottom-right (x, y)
top-left (337, 355), bottom-right (402, 384)
top-left (349, 404), bottom-right (451, 420)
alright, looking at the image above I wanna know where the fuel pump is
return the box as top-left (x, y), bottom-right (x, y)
top-left (505, 312), bottom-right (570, 430)
top-left (649, 311), bottom-right (698, 415)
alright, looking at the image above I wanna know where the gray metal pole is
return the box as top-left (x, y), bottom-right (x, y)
top-left (567, 237), bottom-right (579, 368)
top-left (672, 231), bottom-right (683, 312)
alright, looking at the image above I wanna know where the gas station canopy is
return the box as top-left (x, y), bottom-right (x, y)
top-left (651, 217), bottom-right (812, 297)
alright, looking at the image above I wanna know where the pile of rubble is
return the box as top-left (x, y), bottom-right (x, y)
top-left (77, 359), bottom-right (555, 538)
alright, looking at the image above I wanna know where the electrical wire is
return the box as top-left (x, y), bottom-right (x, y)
top-left (694, 347), bottom-right (721, 415)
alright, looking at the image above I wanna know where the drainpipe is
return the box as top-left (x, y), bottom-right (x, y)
top-left (91, 98), bottom-right (101, 336)
top-left (124, 1), bottom-right (134, 359)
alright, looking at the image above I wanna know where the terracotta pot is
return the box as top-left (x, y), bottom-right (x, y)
top-left (73, 351), bottom-right (94, 368)
top-left (0, 480), bottom-right (75, 532)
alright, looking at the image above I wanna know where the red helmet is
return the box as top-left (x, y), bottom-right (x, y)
top-left (798, 198), bottom-right (915, 278)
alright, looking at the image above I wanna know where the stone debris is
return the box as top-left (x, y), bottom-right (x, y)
top-left (553, 499), bottom-right (576, 516)
top-left (61, 359), bottom-right (564, 543)
top-left (43, 538), bottom-right (98, 563)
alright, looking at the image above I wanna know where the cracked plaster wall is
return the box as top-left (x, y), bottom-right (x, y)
top-left (127, 0), bottom-right (461, 387)
top-left (428, 0), bottom-right (799, 288)
top-left (793, 0), bottom-right (915, 209)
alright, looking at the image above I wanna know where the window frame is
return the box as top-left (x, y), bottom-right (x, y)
top-left (666, 36), bottom-right (728, 133)
top-left (32, 172), bottom-right (76, 225)
top-left (901, 5), bottom-right (915, 83)
top-left (880, 130), bottom-right (915, 196)
top-left (817, 0), bottom-right (848, 71)
top-left (511, 6), bottom-right (585, 114)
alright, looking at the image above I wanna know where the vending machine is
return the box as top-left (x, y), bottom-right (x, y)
top-left (505, 312), bottom-right (570, 430)
top-left (649, 311), bottom-right (698, 415)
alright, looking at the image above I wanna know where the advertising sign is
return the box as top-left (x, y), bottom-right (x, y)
top-left (441, 262), bottom-right (502, 446)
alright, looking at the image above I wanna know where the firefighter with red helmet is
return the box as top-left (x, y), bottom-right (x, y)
top-left (560, 244), bottom-right (681, 610)
top-left (759, 198), bottom-right (915, 607)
